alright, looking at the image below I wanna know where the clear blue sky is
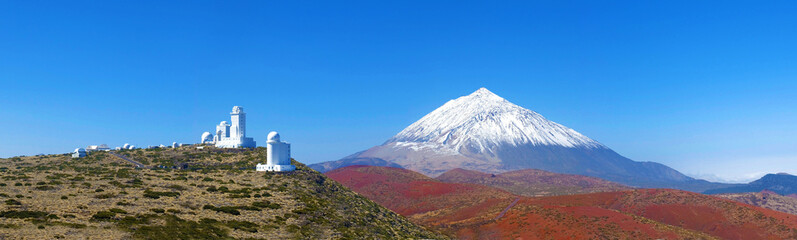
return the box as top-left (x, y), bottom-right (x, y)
top-left (1, 1), bottom-right (795, 183)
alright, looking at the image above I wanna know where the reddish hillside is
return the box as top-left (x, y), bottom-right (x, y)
top-left (327, 166), bottom-right (711, 239)
top-left (326, 165), bottom-right (515, 227)
top-left (534, 189), bottom-right (797, 239)
top-left (436, 168), bottom-right (631, 196)
top-left (715, 190), bottom-right (797, 216)
top-left (328, 165), bottom-right (797, 239)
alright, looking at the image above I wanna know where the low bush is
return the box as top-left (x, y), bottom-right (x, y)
top-left (203, 205), bottom-right (240, 215)
top-left (91, 211), bottom-right (116, 221)
top-left (0, 210), bottom-right (49, 219)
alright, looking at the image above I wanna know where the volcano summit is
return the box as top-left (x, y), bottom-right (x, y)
top-left (311, 88), bottom-right (729, 191)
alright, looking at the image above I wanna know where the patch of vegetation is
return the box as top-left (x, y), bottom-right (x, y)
top-left (203, 205), bottom-right (240, 215)
top-left (143, 189), bottom-right (180, 199)
top-left (225, 220), bottom-right (259, 233)
top-left (252, 200), bottom-right (281, 210)
top-left (0, 210), bottom-right (49, 219)
top-left (91, 211), bottom-right (117, 221)
top-left (126, 214), bottom-right (231, 239)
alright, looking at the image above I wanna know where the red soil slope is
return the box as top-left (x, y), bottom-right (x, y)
top-left (327, 165), bottom-right (797, 239)
top-left (436, 168), bottom-right (631, 196)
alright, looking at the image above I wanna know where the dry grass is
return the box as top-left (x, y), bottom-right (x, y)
top-left (0, 147), bottom-right (445, 239)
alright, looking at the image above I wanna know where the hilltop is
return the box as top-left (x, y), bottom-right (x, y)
top-left (327, 165), bottom-right (797, 239)
top-left (0, 148), bottom-right (445, 239)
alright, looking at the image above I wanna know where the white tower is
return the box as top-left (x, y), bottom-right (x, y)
top-left (230, 106), bottom-right (245, 139)
top-left (257, 131), bottom-right (295, 172)
top-left (214, 106), bottom-right (256, 148)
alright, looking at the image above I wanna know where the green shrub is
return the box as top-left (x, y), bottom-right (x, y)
top-left (91, 211), bottom-right (116, 221)
top-left (4, 199), bottom-right (21, 205)
top-left (109, 208), bottom-right (127, 214)
top-left (0, 210), bottom-right (48, 219)
top-left (202, 205), bottom-right (240, 215)
top-left (35, 186), bottom-right (54, 190)
top-left (151, 208), bottom-right (165, 213)
top-left (60, 196), bottom-right (68, 200)
top-left (252, 201), bottom-right (281, 210)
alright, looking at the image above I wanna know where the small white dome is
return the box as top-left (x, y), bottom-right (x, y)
top-left (267, 131), bottom-right (280, 142)
top-left (123, 143), bottom-right (130, 149)
top-left (201, 132), bottom-right (213, 142)
top-left (220, 121), bottom-right (229, 126)
top-left (232, 106), bottom-right (242, 113)
top-left (75, 148), bottom-right (85, 152)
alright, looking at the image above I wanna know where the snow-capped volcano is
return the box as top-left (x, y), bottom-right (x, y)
top-left (312, 88), bottom-right (730, 191)
top-left (387, 88), bottom-right (603, 152)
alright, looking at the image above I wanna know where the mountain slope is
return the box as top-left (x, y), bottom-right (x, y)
top-left (326, 166), bottom-right (714, 239)
top-left (436, 168), bottom-right (631, 196)
top-left (716, 191), bottom-right (797, 215)
top-left (705, 173), bottom-right (797, 195)
top-left (329, 165), bottom-right (797, 239)
top-left (312, 88), bottom-right (730, 191)
top-left (0, 148), bottom-right (445, 239)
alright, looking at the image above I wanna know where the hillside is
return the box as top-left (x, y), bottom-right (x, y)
top-left (327, 165), bottom-right (797, 239)
top-left (436, 168), bottom-right (631, 196)
top-left (0, 148), bottom-right (445, 239)
top-left (705, 173), bottom-right (797, 195)
top-left (715, 191), bottom-right (797, 215)
top-left (312, 88), bottom-right (733, 192)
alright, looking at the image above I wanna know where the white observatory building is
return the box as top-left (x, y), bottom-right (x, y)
top-left (204, 106), bottom-right (256, 148)
top-left (256, 131), bottom-right (295, 172)
top-left (72, 148), bottom-right (87, 158)
top-left (201, 132), bottom-right (214, 144)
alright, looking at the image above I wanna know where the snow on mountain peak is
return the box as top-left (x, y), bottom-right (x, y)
top-left (387, 88), bottom-right (604, 153)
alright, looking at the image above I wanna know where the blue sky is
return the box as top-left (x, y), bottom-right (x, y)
top-left (1, 1), bottom-right (795, 183)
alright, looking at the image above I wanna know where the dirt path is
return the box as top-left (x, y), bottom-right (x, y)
top-left (494, 198), bottom-right (521, 221)
top-left (109, 152), bottom-right (149, 168)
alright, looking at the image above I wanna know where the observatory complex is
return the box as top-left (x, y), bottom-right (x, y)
top-left (201, 106), bottom-right (256, 148)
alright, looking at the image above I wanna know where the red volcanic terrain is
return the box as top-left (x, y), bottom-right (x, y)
top-left (436, 168), bottom-right (631, 196)
top-left (327, 166), bottom-right (797, 239)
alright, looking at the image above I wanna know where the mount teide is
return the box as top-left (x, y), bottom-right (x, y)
top-left (311, 88), bottom-right (732, 191)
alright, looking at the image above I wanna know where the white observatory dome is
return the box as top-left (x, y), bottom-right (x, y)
top-left (267, 131), bottom-right (280, 142)
top-left (75, 148), bottom-right (85, 153)
top-left (232, 106), bottom-right (242, 113)
top-left (123, 143), bottom-right (130, 149)
top-left (201, 132), bottom-right (213, 142)
top-left (220, 121), bottom-right (229, 126)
